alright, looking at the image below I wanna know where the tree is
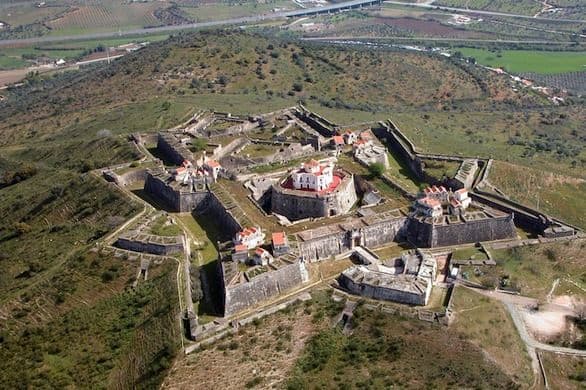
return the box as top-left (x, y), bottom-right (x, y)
top-left (368, 162), bottom-right (385, 178)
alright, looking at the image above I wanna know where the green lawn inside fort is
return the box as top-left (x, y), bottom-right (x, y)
top-left (454, 48), bottom-right (586, 74)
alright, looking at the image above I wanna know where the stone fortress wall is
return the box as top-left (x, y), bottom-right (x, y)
top-left (374, 119), bottom-right (577, 238)
top-left (294, 104), bottom-right (337, 137)
top-left (407, 213), bottom-right (516, 248)
top-left (114, 213), bottom-right (185, 256)
top-left (340, 272), bottom-right (427, 305)
top-left (297, 212), bottom-right (408, 261)
top-left (116, 235), bottom-right (184, 256)
top-left (221, 261), bottom-right (309, 317)
top-left (144, 170), bottom-right (209, 212)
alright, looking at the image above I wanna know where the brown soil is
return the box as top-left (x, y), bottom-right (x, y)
top-left (161, 305), bottom-right (323, 389)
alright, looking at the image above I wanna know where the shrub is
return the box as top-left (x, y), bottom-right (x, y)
top-left (368, 162), bottom-right (385, 178)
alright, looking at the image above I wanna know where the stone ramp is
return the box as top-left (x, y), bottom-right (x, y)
top-left (353, 246), bottom-right (381, 265)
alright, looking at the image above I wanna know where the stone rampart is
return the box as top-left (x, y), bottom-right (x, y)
top-left (294, 105), bottom-right (336, 137)
top-left (222, 261), bottom-right (308, 317)
top-left (157, 132), bottom-right (193, 165)
top-left (362, 217), bottom-right (408, 247)
top-left (115, 236), bottom-right (184, 255)
top-left (144, 171), bottom-right (209, 212)
top-left (339, 273), bottom-right (427, 305)
top-left (408, 213), bottom-right (516, 248)
top-left (297, 214), bottom-right (408, 261)
top-left (207, 191), bottom-right (243, 236)
top-left (117, 169), bottom-right (148, 187)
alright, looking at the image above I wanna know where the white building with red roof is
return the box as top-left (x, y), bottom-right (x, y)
top-left (416, 197), bottom-right (443, 218)
top-left (203, 158), bottom-right (222, 181)
top-left (416, 186), bottom-right (471, 217)
top-left (331, 135), bottom-right (345, 150)
top-left (272, 231), bottom-right (290, 256)
top-left (233, 226), bottom-right (265, 249)
top-left (251, 247), bottom-right (273, 266)
top-left (291, 160), bottom-right (335, 192)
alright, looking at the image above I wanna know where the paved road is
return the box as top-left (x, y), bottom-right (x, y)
top-left (303, 36), bottom-right (581, 44)
top-left (384, 0), bottom-right (586, 23)
top-left (0, 0), bottom-right (381, 48)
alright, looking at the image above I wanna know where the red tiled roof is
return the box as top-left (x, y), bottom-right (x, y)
top-left (332, 135), bottom-right (344, 145)
top-left (239, 227), bottom-right (258, 238)
top-left (455, 188), bottom-right (468, 194)
top-left (421, 197), bottom-right (441, 207)
top-left (359, 131), bottom-right (371, 139)
top-left (255, 247), bottom-right (266, 256)
top-left (272, 232), bottom-right (286, 246)
top-left (234, 244), bottom-right (248, 252)
top-left (206, 160), bottom-right (221, 168)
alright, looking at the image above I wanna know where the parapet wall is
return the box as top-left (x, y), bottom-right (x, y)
top-left (295, 105), bottom-right (336, 137)
top-left (158, 133), bottom-right (193, 165)
top-left (115, 236), bottom-right (184, 256)
top-left (222, 261), bottom-right (308, 317)
top-left (207, 191), bottom-right (242, 236)
top-left (298, 215), bottom-right (408, 261)
top-left (339, 273), bottom-right (426, 305)
top-left (408, 213), bottom-right (516, 248)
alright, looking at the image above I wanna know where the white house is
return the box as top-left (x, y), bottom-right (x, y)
top-left (291, 160), bottom-right (334, 191)
top-left (233, 227), bottom-right (265, 249)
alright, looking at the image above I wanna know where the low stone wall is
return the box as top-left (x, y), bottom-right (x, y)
top-left (222, 261), bottom-right (309, 317)
top-left (115, 236), bottom-right (184, 256)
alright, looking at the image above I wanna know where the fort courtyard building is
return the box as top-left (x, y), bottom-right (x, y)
top-left (271, 159), bottom-right (358, 221)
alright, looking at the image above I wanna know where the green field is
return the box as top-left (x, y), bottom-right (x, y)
top-left (456, 48), bottom-right (586, 74)
top-left (0, 34), bottom-right (169, 70)
top-left (180, 0), bottom-right (298, 22)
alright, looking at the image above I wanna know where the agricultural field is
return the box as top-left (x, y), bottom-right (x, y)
top-left (432, 0), bottom-right (544, 16)
top-left (519, 71), bottom-right (586, 96)
top-left (179, 0), bottom-right (299, 22)
top-left (455, 48), bottom-right (586, 74)
top-left (46, 2), bottom-right (162, 37)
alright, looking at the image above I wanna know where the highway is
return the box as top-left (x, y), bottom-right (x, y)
top-left (383, 0), bottom-right (586, 23)
top-left (0, 0), bottom-right (381, 48)
top-left (303, 36), bottom-right (583, 44)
